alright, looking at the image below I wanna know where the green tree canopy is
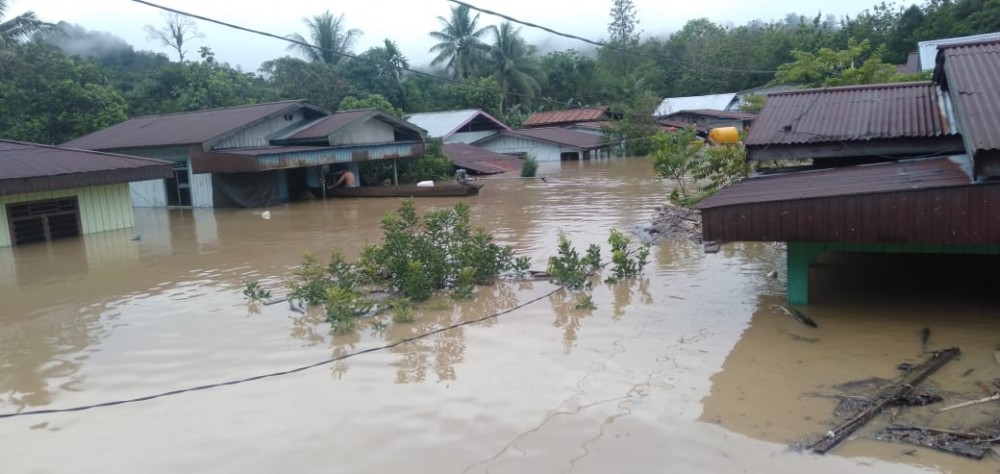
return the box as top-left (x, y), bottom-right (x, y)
top-left (286, 11), bottom-right (362, 65)
top-left (428, 4), bottom-right (493, 80)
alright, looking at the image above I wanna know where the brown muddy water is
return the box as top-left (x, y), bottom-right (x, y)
top-left (1, 159), bottom-right (999, 473)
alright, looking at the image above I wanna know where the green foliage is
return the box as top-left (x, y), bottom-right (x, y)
top-left (605, 229), bottom-right (649, 284)
top-left (258, 57), bottom-right (351, 111)
top-left (428, 4), bottom-right (493, 80)
top-left (585, 244), bottom-right (602, 271)
top-left (323, 285), bottom-right (372, 332)
top-left (452, 267), bottom-right (476, 300)
top-left (358, 140), bottom-right (453, 185)
top-left (772, 38), bottom-right (907, 88)
top-left (286, 10), bottom-right (362, 65)
top-left (390, 299), bottom-right (416, 324)
top-left (575, 294), bottom-right (597, 310)
top-left (547, 232), bottom-right (595, 291)
top-left (488, 22), bottom-right (542, 111)
top-left (242, 280), bottom-right (272, 301)
top-left (520, 155), bottom-right (538, 178)
top-left (651, 128), bottom-right (754, 205)
top-left (738, 95), bottom-right (766, 114)
top-left (339, 93), bottom-right (404, 117)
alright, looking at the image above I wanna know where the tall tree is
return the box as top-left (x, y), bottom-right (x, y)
top-left (0, 0), bottom-right (50, 54)
top-left (286, 11), bottom-right (361, 65)
top-left (488, 22), bottom-right (540, 112)
top-left (608, 0), bottom-right (640, 46)
top-left (428, 4), bottom-right (493, 80)
top-left (143, 12), bottom-right (203, 62)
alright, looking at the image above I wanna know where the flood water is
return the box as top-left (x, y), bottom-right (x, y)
top-left (1, 158), bottom-right (999, 473)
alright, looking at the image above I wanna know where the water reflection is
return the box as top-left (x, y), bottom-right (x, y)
top-left (550, 288), bottom-right (594, 354)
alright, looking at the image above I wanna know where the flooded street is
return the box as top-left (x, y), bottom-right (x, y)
top-left (1, 158), bottom-right (998, 473)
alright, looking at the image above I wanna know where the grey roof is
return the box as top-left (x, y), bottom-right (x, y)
top-left (443, 143), bottom-right (521, 174)
top-left (919, 32), bottom-right (1000, 71)
top-left (63, 100), bottom-right (312, 151)
top-left (653, 93), bottom-right (738, 116)
top-left (0, 140), bottom-right (172, 195)
top-left (406, 109), bottom-right (509, 139)
top-left (936, 40), bottom-right (1000, 154)
top-left (479, 128), bottom-right (605, 150)
top-left (744, 82), bottom-right (957, 147)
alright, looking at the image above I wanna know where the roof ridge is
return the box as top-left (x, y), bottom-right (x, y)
top-left (126, 99), bottom-right (305, 120)
top-left (771, 81), bottom-right (935, 97)
top-left (0, 139), bottom-right (170, 165)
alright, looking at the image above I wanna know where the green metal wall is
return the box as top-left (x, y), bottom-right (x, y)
top-left (0, 184), bottom-right (135, 247)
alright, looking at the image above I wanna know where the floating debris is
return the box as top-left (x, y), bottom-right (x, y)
top-left (874, 425), bottom-right (999, 460)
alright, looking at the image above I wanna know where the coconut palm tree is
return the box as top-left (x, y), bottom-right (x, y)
top-left (488, 22), bottom-right (541, 112)
top-left (0, 0), bottom-right (49, 52)
top-left (428, 4), bottom-right (493, 80)
top-left (373, 38), bottom-right (408, 82)
top-left (286, 11), bottom-right (362, 65)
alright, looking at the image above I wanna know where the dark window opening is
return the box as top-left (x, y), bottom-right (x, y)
top-left (7, 197), bottom-right (81, 245)
top-left (561, 152), bottom-right (581, 161)
top-left (165, 162), bottom-right (192, 206)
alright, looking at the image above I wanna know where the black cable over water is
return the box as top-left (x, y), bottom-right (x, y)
top-left (0, 289), bottom-right (559, 420)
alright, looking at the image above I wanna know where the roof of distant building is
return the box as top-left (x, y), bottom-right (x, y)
top-left (653, 93), bottom-right (738, 116)
top-left (406, 109), bottom-right (509, 139)
top-left (919, 32), bottom-right (1000, 71)
top-left (935, 40), bottom-right (1000, 154)
top-left (443, 143), bottom-right (522, 174)
top-left (522, 107), bottom-right (611, 127)
top-left (483, 127), bottom-right (605, 150)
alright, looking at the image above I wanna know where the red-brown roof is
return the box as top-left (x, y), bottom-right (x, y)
top-left (443, 143), bottom-right (521, 174)
top-left (0, 140), bottom-right (172, 195)
top-left (522, 107), bottom-right (609, 127)
top-left (63, 100), bottom-right (311, 151)
top-left (694, 157), bottom-right (972, 210)
top-left (498, 128), bottom-right (605, 149)
top-left (287, 109), bottom-right (377, 140)
top-left (745, 82), bottom-right (957, 148)
top-left (936, 40), bottom-right (1000, 153)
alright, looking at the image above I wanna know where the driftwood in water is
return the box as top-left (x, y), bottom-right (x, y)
top-left (777, 305), bottom-right (818, 328)
top-left (809, 347), bottom-right (961, 454)
top-left (938, 393), bottom-right (1000, 413)
top-left (874, 425), bottom-right (995, 460)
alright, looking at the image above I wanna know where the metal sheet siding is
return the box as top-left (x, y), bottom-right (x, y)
top-left (445, 131), bottom-right (496, 144)
top-left (129, 180), bottom-right (167, 207)
top-left (190, 171), bottom-right (213, 208)
top-left (332, 120), bottom-right (394, 146)
top-left (214, 110), bottom-right (305, 149)
top-left (0, 184), bottom-right (135, 247)
top-left (940, 41), bottom-right (1000, 153)
top-left (701, 184), bottom-right (1000, 245)
top-left (478, 135), bottom-right (561, 162)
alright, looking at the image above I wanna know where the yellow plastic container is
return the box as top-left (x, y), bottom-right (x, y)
top-left (709, 127), bottom-right (740, 145)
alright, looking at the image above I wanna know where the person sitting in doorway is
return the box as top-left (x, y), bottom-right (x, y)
top-left (330, 169), bottom-right (357, 188)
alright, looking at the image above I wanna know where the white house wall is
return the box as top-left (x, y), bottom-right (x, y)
top-left (189, 168), bottom-right (213, 208)
top-left (478, 135), bottom-right (562, 162)
top-left (446, 131), bottom-right (497, 144)
top-left (332, 120), bottom-right (395, 145)
top-left (214, 110), bottom-right (305, 149)
top-left (129, 180), bottom-right (167, 207)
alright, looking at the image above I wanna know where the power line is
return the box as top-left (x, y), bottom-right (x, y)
top-left (447, 0), bottom-right (779, 75)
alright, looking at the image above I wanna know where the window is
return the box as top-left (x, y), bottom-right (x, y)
top-left (7, 197), bottom-right (81, 245)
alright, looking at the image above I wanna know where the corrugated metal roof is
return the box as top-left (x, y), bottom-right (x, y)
top-left (63, 100), bottom-right (307, 150)
top-left (522, 107), bottom-right (609, 127)
top-left (665, 109), bottom-right (757, 120)
top-left (919, 32), bottom-right (1000, 71)
top-left (938, 40), bottom-right (1000, 153)
top-left (653, 93), bottom-right (737, 117)
top-left (443, 143), bottom-right (521, 174)
top-left (407, 109), bottom-right (510, 138)
top-left (486, 128), bottom-right (605, 149)
top-left (694, 156), bottom-right (972, 210)
top-left (0, 140), bottom-right (172, 195)
top-left (744, 82), bottom-right (956, 147)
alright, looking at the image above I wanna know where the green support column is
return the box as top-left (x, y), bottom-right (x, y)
top-left (787, 242), bottom-right (825, 305)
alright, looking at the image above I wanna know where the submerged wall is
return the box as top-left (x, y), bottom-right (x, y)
top-left (0, 184), bottom-right (135, 247)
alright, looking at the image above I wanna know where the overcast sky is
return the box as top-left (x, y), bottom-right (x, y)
top-left (10, 0), bottom-right (920, 71)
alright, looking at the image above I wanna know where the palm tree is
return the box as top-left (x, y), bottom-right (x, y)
top-left (0, 0), bottom-right (49, 52)
top-left (488, 22), bottom-right (541, 112)
top-left (286, 11), bottom-right (362, 65)
top-left (428, 4), bottom-right (493, 80)
top-left (373, 39), bottom-right (408, 82)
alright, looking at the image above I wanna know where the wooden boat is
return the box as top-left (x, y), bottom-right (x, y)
top-left (323, 182), bottom-right (483, 198)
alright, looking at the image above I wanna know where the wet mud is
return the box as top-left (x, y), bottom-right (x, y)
top-left (0, 159), bottom-right (996, 473)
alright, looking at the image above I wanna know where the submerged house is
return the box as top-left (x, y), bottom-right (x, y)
top-left (405, 109), bottom-right (510, 144)
top-left (521, 107), bottom-right (620, 129)
top-left (63, 101), bottom-right (427, 208)
top-left (0, 140), bottom-right (171, 247)
top-left (693, 39), bottom-right (1000, 305)
top-left (442, 143), bottom-right (522, 175)
top-left (474, 127), bottom-right (610, 162)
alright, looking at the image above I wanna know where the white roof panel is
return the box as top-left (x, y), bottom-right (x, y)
top-left (406, 109), bottom-right (482, 139)
top-left (918, 32), bottom-right (1000, 71)
top-left (653, 93), bottom-right (738, 117)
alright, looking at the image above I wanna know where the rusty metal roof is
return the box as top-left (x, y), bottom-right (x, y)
top-left (936, 40), bottom-right (1000, 153)
top-left (522, 107), bottom-right (609, 127)
top-left (493, 128), bottom-right (605, 150)
top-left (0, 140), bottom-right (172, 195)
top-left (443, 143), bottom-right (521, 174)
top-left (695, 157), bottom-right (973, 209)
top-left (744, 82), bottom-right (957, 148)
top-left (63, 100), bottom-right (310, 151)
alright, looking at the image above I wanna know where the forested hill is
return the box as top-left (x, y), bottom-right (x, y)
top-left (1, 0), bottom-right (998, 145)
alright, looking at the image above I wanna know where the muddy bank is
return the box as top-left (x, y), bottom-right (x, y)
top-left (641, 202), bottom-right (702, 244)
